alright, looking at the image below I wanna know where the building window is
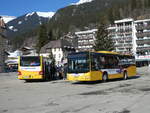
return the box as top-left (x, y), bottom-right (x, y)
top-left (53, 54), bottom-right (56, 59)
top-left (59, 54), bottom-right (61, 58)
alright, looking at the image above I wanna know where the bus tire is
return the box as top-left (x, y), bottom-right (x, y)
top-left (102, 73), bottom-right (108, 82)
top-left (123, 71), bottom-right (128, 80)
top-left (25, 80), bottom-right (31, 82)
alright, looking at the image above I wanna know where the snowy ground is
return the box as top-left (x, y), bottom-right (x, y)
top-left (0, 67), bottom-right (150, 113)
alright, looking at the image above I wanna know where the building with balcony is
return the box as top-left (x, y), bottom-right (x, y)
top-left (134, 19), bottom-right (150, 63)
top-left (108, 18), bottom-right (150, 65)
top-left (135, 19), bottom-right (150, 54)
top-left (108, 18), bottom-right (136, 55)
top-left (75, 29), bottom-right (98, 52)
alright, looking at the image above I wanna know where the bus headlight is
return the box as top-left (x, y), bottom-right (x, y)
top-left (39, 71), bottom-right (43, 75)
top-left (18, 71), bottom-right (22, 76)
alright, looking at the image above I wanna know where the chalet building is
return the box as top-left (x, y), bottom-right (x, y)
top-left (5, 46), bottom-right (38, 67)
top-left (0, 16), bottom-right (8, 72)
top-left (20, 46), bottom-right (37, 56)
top-left (5, 50), bottom-right (22, 66)
top-left (40, 39), bottom-right (75, 66)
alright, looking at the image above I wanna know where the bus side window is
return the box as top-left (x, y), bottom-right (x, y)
top-left (91, 57), bottom-right (99, 71)
top-left (99, 56), bottom-right (105, 69)
top-left (113, 56), bottom-right (119, 68)
top-left (104, 56), bottom-right (111, 69)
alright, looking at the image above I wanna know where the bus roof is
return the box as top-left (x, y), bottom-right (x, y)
top-left (96, 51), bottom-right (119, 55)
top-left (68, 51), bottom-right (134, 57)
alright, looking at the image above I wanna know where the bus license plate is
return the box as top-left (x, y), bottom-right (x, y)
top-left (24, 76), bottom-right (29, 79)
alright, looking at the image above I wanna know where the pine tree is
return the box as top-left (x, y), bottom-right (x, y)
top-left (37, 24), bottom-right (48, 53)
top-left (131, 0), bottom-right (137, 11)
top-left (94, 21), bottom-right (114, 51)
top-left (48, 29), bottom-right (54, 40)
top-left (148, 0), bottom-right (150, 7)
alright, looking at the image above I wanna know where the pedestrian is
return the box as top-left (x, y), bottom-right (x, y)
top-left (63, 63), bottom-right (68, 80)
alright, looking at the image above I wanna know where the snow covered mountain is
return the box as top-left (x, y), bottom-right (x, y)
top-left (1, 16), bottom-right (16, 23)
top-left (6, 11), bottom-right (55, 38)
top-left (73, 0), bottom-right (94, 5)
top-left (36, 12), bottom-right (55, 18)
top-left (25, 12), bottom-right (55, 18)
top-left (76, 0), bottom-right (94, 5)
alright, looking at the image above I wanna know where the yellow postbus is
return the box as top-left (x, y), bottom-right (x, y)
top-left (18, 56), bottom-right (54, 82)
top-left (67, 51), bottom-right (136, 82)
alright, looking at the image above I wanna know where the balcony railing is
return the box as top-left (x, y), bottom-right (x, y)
top-left (136, 25), bottom-right (150, 30)
top-left (136, 39), bottom-right (150, 45)
top-left (136, 32), bottom-right (150, 38)
top-left (137, 47), bottom-right (150, 51)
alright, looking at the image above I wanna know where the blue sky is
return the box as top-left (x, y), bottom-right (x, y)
top-left (0, 0), bottom-right (79, 17)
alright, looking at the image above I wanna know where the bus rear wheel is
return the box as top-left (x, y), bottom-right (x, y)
top-left (25, 80), bottom-right (31, 82)
top-left (102, 73), bottom-right (108, 82)
top-left (123, 72), bottom-right (128, 80)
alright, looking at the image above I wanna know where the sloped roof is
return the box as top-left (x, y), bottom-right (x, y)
top-left (40, 39), bottom-right (73, 53)
top-left (21, 46), bottom-right (34, 51)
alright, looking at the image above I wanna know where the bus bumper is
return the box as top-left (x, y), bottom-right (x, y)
top-left (67, 73), bottom-right (91, 81)
top-left (18, 75), bottom-right (43, 80)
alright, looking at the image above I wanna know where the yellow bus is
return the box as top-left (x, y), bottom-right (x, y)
top-left (18, 56), bottom-right (54, 82)
top-left (67, 51), bottom-right (136, 82)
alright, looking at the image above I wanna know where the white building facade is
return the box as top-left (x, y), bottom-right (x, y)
top-left (108, 18), bottom-right (150, 63)
top-left (40, 39), bottom-right (75, 67)
top-left (109, 18), bottom-right (136, 55)
top-left (75, 29), bottom-right (97, 52)
top-left (134, 19), bottom-right (150, 62)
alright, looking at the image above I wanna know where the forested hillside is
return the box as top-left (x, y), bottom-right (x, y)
top-left (48, 0), bottom-right (150, 38)
top-left (10, 0), bottom-right (150, 49)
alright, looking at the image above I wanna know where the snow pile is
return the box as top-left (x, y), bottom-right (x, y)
top-left (18, 21), bottom-right (22, 24)
top-left (8, 26), bottom-right (18, 32)
top-left (9, 26), bottom-right (14, 30)
top-left (25, 12), bottom-right (55, 18)
top-left (26, 12), bottom-right (35, 17)
top-left (1, 16), bottom-right (16, 23)
top-left (75, 0), bottom-right (94, 5)
top-left (36, 12), bottom-right (55, 18)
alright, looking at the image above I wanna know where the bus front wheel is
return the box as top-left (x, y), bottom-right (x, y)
top-left (102, 73), bottom-right (108, 82)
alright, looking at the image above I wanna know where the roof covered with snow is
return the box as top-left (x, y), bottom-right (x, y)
top-left (115, 18), bottom-right (134, 23)
top-left (135, 19), bottom-right (150, 23)
top-left (75, 29), bottom-right (98, 35)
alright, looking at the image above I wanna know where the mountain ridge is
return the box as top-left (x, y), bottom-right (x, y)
top-left (48, 0), bottom-right (150, 37)
top-left (72, 0), bottom-right (94, 5)
top-left (5, 0), bottom-right (150, 50)
top-left (6, 11), bottom-right (55, 38)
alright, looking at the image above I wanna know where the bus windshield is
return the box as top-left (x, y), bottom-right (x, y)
top-left (68, 57), bottom-right (89, 73)
top-left (20, 56), bottom-right (40, 67)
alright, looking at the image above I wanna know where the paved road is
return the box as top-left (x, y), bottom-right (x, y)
top-left (0, 67), bottom-right (150, 113)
